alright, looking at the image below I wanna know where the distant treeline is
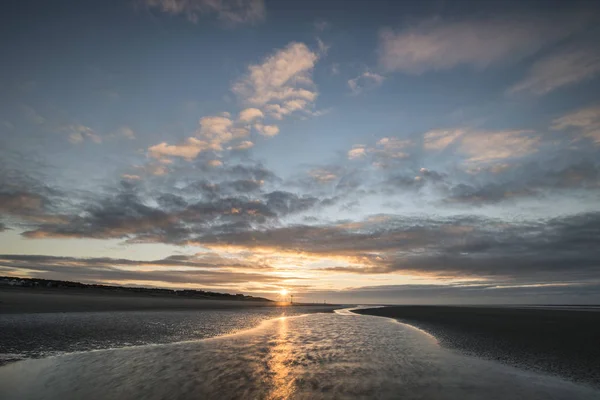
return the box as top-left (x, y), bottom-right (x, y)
top-left (0, 276), bottom-right (272, 302)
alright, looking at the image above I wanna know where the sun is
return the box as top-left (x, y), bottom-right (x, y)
top-left (279, 289), bottom-right (289, 296)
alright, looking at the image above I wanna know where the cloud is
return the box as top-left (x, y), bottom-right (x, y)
top-left (309, 168), bottom-right (338, 183)
top-left (147, 114), bottom-right (247, 162)
top-left (459, 130), bottom-right (539, 164)
top-left (232, 42), bottom-right (319, 116)
top-left (348, 146), bottom-right (366, 160)
top-left (0, 189), bottom-right (67, 226)
top-left (207, 159), bottom-right (223, 167)
top-left (141, 0), bottom-right (265, 25)
top-left (316, 37), bottom-right (330, 55)
top-left (117, 126), bottom-right (136, 139)
top-left (144, 43), bottom-right (320, 166)
top-left (264, 191), bottom-right (320, 215)
top-left (192, 212), bottom-right (600, 285)
top-left (0, 192), bottom-right (45, 216)
top-left (18, 166), bottom-right (326, 242)
top-left (421, 128), bottom-right (539, 162)
top-left (423, 129), bottom-right (466, 151)
top-left (305, 281), bottom-right (600, 305)
top-left (145, 163), bottom-right (169, 176)
top-left (198, 115), bottom-right (238, 142)
top-left (373, 137), bottom-right (411, 160)
top-left (551, 104), bottom-right (600, 144)
top-left (254, 123), bottom-right (279, 137)
top-left (509, 45), bottom-right (600, 95)
top-left (229, 140), bottom-right (254, 150)
top-left (238, 107), bottom-right (264, 122)
top-left (439, 158), bottom-right (600, 206)
top-left (121, 174), bottom-right (141, 181)
top-left (348, 71), bottom-right (385, 94)
top-left (446, 183), bottom-right (535, 205)
top-left (0, 254), bottom-right (288, 290)
top-left (64, 124), bottom-right (102, 144)
top-left (346, 137), bottom-right (411, 167)
top-left (148, 137), bottom-right (221, 161)
top-left (265, 100), bottom-right (309, 120)
top-left (21, 105), bottom-right (46, 125)
top-left (379, 17), bottom-right (582, 74)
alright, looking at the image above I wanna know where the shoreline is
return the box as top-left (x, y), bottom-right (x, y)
top-left (0, 288), bottom-right (333, 314)
top-left (354, 305), bottom-right (600, 388)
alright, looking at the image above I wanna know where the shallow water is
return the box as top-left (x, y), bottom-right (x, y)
top-left (0, 306), bottom-right (336, 364)
top-left (1, 309), bottom-right (598, 399)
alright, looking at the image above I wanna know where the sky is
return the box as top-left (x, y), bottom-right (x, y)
top-left (1, 0), bottom-right (600, 304)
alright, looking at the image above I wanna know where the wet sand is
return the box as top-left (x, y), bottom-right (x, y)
top-left (354, 306), bottom-right (600, 387)
top-left (0, 288), bottom-right (326, 314)
top-left (1, 311), bottom-right (598, 400)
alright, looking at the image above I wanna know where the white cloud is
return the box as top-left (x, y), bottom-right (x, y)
top-left (148, 137), bottom-right (221, 161)
top-left (198, 115), bottom-right (235, 142)
top-left (374, 137), bottom-right (411, 159)
top-left (348, 137), bottom-right (411, 166)
top-left (348, 146), bottom-right (367, 160)
top-left (423, 129), bottom-right (466, 151)
top-left (254, 123), bottom-right (279, 137)
top-left (207, 159), bottom-right (223, 167)
top-left (460, 130), bottom-right (539, 164)
top-left (379, 17), bottom-right (581, 74)
top-left (232, 42), bottom-right (319, 110)
top-left (348, 71), bottom-right (385, 94)
top-left (238, 108), bottom-right (264, 122)
top-left (509, 46), bottom-right (600, 95)
top-left (423, 128), bottom-right (539, 162)
top-left (309, 168), bottom-right (337, 183)
top-left (551, 105), bottom-right (600, 144)
top-left (229, 140), bottom-right (254, 150)
top-left (122, 174), bottom-right (141, 181)
top-left (146, 43), bottom-right (319, 166)
top-left (265, 100), bottom-right (309, 120)
top-left (142, 0), bottom-right (265, 25)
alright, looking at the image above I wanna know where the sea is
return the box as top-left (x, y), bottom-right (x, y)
top-left (0, 306), bottom-right (598, 399)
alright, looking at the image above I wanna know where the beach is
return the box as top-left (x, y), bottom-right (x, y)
top-left (354, 306), bottom-right (600, 387)
top-left (2, 310), bottom-right (598, 400)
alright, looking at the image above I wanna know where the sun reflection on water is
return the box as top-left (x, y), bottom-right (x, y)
top-left (266, 315), bottom-right (295, 399)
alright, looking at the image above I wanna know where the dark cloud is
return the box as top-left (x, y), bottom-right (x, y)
top-left (194, 212), bottom-right (600, 284)
top-left (301, 282), bottom-right (600, 305)
top-left (156, 193), bottom-right (188, 210)
top-left (446, 183), bottom-right (535, 204)
top-left (0, 253), bottom-right (272, 270)
top-left (0, 255), bottom-right (287, 289)
top-left (445, 160), bottom-right (600, 205)
top-left (224, 163), bottom-right (279, 182)
top-left (0, 159), bottom-right (69, 225)
top-left (264, 191), bottom-right (319, 215)
top-left (3, 150), bottom-right (600, 301)
top-left (22, 183), bottom-right (187, 241)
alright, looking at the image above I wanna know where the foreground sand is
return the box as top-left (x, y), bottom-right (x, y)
top-left (0, 288), bottom-right (324, 314)
top-left (354, 306), bottom-right (600, 388)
